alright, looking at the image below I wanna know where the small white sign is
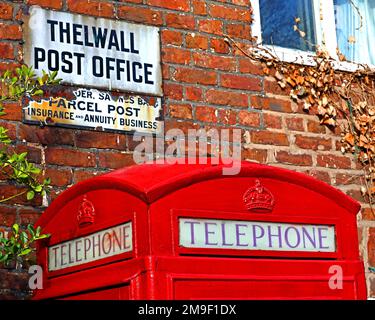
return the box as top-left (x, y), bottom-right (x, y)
top-left (179, 218), bottom-right (336, 252)
top-left (24, 7), bottom-right (162, 96)
top-left (48, 222), bottom-right (132, 271)
top-left (24, 88), bottom-right (163, 134)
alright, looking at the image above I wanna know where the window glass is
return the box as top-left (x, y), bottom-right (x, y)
top-left (334, 0), bottom-right (375, 65)
top-left (259, 0), bottom-right (317, 51)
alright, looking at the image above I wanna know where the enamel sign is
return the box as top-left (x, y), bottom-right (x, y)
top-left (24, 6), bottom-right (162, 96)
top-left (179, 218), bottom-right (336, 252)
top-left (48, 222), bottom-right (133, 271)
top-left (23, 88), bottom-right (163, 134)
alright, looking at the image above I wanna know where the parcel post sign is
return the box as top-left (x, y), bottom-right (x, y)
top-left (24, 88), bottom-right (163, 134)
top-left (24, 6), bottom-right (162, 96)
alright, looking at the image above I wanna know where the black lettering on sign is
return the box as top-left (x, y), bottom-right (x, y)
top-left (34, 47), bottom-right (45, 69)
top-left (59, 21), bottom-right (71, 43)
top-left (72, 24), bottom-right (83, 45)
top-left (92, 56), bottom-right (103, 77)
top-left (47, 19), bottom-right (58, 42)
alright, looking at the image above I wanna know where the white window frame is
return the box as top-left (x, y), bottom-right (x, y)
top-left (251, 0), bottom-right (371, 72)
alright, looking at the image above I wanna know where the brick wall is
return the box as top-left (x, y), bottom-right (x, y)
top-left (0, 0), bottom-right (374, 299)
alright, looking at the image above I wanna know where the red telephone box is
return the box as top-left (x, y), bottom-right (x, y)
top-left (33, 160), bottom-right (367, 300)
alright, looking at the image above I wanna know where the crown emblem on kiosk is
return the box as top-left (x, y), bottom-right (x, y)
top-left (77, 195), bottom-right (95, 227)
top-left (243, 179), bottom-right (275, 213)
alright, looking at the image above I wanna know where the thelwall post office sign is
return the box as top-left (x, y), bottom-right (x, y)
top-left (24, 6), bottom-right (162, 96)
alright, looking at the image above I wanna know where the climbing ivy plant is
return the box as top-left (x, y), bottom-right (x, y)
top-left (0, 223), bottom-right (50, 268)
top-left (225, 5), bottom-right (375, 216)
top-left (0, 65), bottom-right (61, 203)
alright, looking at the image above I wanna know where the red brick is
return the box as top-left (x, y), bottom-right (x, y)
top-left (13, 145), bottom-right (42, 164)
top-left (210, 4), bottom-right (251, 22)
top-left (221, 74), bottom-right (261, 91)
top-left (169, 103), bottom-right (193, 119)
top-left (0, 205), bottom-right (16, 226)
top-left (75, 131), bottom-right (126, 150)
top-left (45, 147), bottom-right (96, 167)
top-left (19, 207), bottom-right (43, 226)
top-left (238, 111), bottom-right (261, 127)
top-left (198, 19), bottom-right (223, 35)
top-left (163, 83), bottom-right (183, 100)
top-left (295, 135), bottom-right (332, 151)
top-left (242, 148), bottom-right (267, 163)
top-left (0, 23), bottom-right (21, 40)
top-left (206, 89), bottom-right (248, 108)
top-left (73, 170), bottom-right (103, 183)
top-left (232, 0), bottom-right (250, 6)
top-left (370, 277), bottom-right (375, 298)
top-left (210, 38), bottom-right (230, 54)
top-left (173, 67), bottom-right (217, 85)
top-left (18, 125), bottom-right (74, 146)
top-left (226, 24), bottom-right (252, 40)
top-left (0, 3), bottom-right (13, 19)
top-left (26, 0), bottom-right (62, 9)
top-left (335, 173), bottom-right (361, 186)
top-left (0, 122), bottom-right (16, 140)
top-left (186, 33), bottom-right (208, 50)
top-left (346, 189), bottom-right (367, 203)
top-left (193, 52), bottom-right (236, 71)
top-left (161, 30), bottom-right (183, 46)
top-left (164, 119), bottom-right (199, 134)
top-left (0, 270), bottom-right (30, 290)
top-left (165, 13), bottom-right (195, 30)
top-left (162, 47), bottom-right (191, 65)
top-left (185, 87), bottom-right (203, 102)
top-left (147, 0), bottom-right (189, 11)
top-left (264, 79), bottom-right (291, 95)
top-left (276, 151), bottom-right (313, 166)
top-left (368, 228), bottom-right (375, 267)
top-left (44, 168), bottom-right (72, 187)
top-left (67, 0), bottom-right (114, 17)
top-left (0, 43), bottom-right (14, 60)
top-left (98, 152), bottom-right (135, 169)
top-left (263, 113), bottom-right (282, 129)
top-left (0, 185), bottom-right (41, 206)
top-left (0, 62), bottom-right (20, 74)
top-left (119, 0), bottom-right (143, 3)
top-left (303, 169), bottom-right (331, 184)
top-left (217, 109), bottom-right (237, 125)
top-left (251, 96), bottom-right (292, 113)
top-left (1, 102), bottom-right (21, 121)
top-left (362, 208), bottom-right (375, 221)
top-left (238, 59), bottom-right (264, 75)
top-left (317, 154), bottom-right (352, 169)
top-left (195, 106), bottom-right (217, 123)
top-left (192, 0), bottom-right (207, 15)
top-left (307, 119), bottom-right (326, 134)
top-left (162, 63), bottom-right (170, 80)
top-left (118, 6), bottom-right (162, 25)
top-left (251, 130), bottom-right (289, 146)
top-left (286, 118), bottom-right (304, 131)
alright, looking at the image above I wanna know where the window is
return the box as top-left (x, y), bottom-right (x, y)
top-left (252, 0), bottom-right (375, 67)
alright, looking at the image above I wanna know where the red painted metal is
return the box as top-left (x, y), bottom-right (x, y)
top-left (33, 160), bottom-right (367, 300)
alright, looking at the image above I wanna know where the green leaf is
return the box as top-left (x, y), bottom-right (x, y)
top-left (0, 253), bottom-right (8, 263)
top-left (35, 234), bottom-right (50, 240)
top-left (26, 190), bottom-right (35, 200)
top-left (18, 248), bottom-right (32, 256)
top-left (12, 223), bottom-right (19, 235)
top-left (33, 89), bottom-right (43, 96)
top-left (27, 224), bottom-right (35, 237)
top-left (20, 231), bottom-right (28, 244)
